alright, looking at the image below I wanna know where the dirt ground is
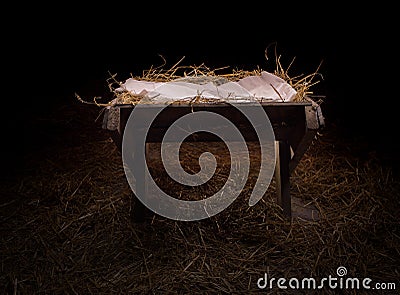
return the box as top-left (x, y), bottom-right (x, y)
top-left (1, 100), bottom-right (399, 294)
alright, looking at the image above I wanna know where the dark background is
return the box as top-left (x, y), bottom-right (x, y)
top-left (3, 5), bottom-right (398, 176)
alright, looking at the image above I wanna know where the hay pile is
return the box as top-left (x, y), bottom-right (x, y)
top-left (76, 49), bottom-right (324, 107)
top-left (1, 103), bottom-right (399, 294)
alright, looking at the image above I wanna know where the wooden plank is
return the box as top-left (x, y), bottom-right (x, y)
top-left (289, 105), bottom-right (320, 174)
top-left (117, 103), bottom-right (309, 144)
top-left (117, 103), bottom-right (310, 129)
top-left (275, 140), bottom-right (292, 219)
top-left (130, 140), bottom-right (152, 222)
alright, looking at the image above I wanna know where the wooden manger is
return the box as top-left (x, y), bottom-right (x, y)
top-left (102, 100), bottom-right (324, 222)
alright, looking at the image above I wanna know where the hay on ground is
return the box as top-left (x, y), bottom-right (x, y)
top-left (1, 103), bottom-right (399, 294)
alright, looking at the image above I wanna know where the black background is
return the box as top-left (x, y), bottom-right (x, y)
top-left (3, 4), bottom-right (398, 175)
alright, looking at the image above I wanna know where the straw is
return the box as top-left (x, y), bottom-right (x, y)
top-left (1, 102), bottom-right (398, 294)
top-left (75, 46), bottom-right (324, 106)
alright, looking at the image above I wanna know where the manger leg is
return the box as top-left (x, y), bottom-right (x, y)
top-left (130, 142), bottom-right (151, 223)
top-left (275, 140), bottom-right (292, 219)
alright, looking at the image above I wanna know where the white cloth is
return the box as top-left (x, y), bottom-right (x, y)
top-left (116, 71), bottom-right (297, 102)
top-left (237, 71), bottom-right (296, 101)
